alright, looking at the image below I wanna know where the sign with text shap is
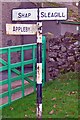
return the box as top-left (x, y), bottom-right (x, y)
top-left (12, 9), bottom-right (38, 21)
top-left (6, 24), bottom-right (37, 35)
top-left (39, 8), bottom-right (67, 20)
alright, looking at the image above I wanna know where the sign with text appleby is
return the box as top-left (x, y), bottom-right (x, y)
top-left (6, 24), bottom-right (38, 35)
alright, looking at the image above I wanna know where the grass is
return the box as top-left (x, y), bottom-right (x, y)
top-left (1, 72), bottom-right (79, 119)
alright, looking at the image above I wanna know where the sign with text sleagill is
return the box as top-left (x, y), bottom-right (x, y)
top-left (12, 9), bottom-right (38, 21)
top-left (39, 8), bottom-right (67, 20)
top-left (6, 24), bottom-right (38, 35)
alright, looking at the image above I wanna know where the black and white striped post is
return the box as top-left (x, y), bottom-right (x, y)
top-left (36, 22), bottom-right (42, 119)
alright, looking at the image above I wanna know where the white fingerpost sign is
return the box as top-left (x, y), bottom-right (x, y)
top-left (6, 24), bottom-right (38, 35)
top-left (12, 8), bottom-right (67, 21)
top-left (39, 8), bottom-right (67, 20)
top-left (12, 9), bottom-right (38, 21)
top-left (7, 7), bottom-right (68, 119)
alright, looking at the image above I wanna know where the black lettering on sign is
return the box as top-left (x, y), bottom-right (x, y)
top-left (15, 27), bottom-right (18, 31)
top-left (54, 12), bottom-right (58, 17)
top-left (40, 11), bottom-right (66, 18)
top-left (41, 12), bottom-right (44, 18)
top-left (18, 27), bottom-right (21, 31)
top-left (18, 13), bottom-right (22, 18)
top-left (62, 13), bottom-right (65, 17)
top-left (25, 14), bottom-right (28, 17)
top-left (59, 13), bottom-right (62, 17)
top-left (51, 13), bottom-right (54, 17)
top-left (13, 26), bottom-right (31, 32)
top-left (48, 12), bottom-right (50, 17)
top-left (13, 26), bottom-right (16, 31)
top-left (28, 13), bottom-right (31, 17)
top-left (18, 12), bottom-right (31, 18)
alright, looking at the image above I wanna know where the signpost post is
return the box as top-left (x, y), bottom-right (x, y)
top-left (36, 22), bottom-right (42, 119)
top-left (6, 7), bottom-right (67, 119)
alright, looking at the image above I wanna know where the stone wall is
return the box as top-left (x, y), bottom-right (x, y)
top-left (45, 32), bottom-right (80, 81)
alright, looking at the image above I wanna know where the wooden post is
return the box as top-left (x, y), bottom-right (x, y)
top-left (36, 22), bottom-right (42, 119)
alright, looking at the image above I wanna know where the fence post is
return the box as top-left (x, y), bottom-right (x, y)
top-left (8, 48), bottom-right (11, 104)
top-left (21, 46), bottom-right (24, 97)
top-left (32, 46), bottom-right (36, 91)
top-left (42, 36), bottom-right (46, 86)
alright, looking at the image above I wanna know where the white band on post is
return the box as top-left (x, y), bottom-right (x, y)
top-left (37, 63), bottom-right (42, 84)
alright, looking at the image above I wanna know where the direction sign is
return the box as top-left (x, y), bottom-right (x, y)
top-left (12, 8), bottom-right (67, 21)
top-left (39, 8), bottom-right (67, 20)
top-left (12, 9), bottom-right (38, 21)
top-left (6, 24), bottom-right (38, 35)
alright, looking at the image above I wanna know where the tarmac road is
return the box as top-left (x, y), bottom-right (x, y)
top-left (0, 79), bottom-right (34, 105)
top-left (0, 68), bottom-right (35, 106)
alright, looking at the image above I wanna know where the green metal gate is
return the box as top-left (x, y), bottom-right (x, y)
top-left (0, 36), bottom-right (46, 109)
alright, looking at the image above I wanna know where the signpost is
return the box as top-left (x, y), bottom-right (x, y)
top-left (6, 7), bottom-right (67, 119)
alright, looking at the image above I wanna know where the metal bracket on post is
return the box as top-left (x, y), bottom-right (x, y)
top-left (36, 22), bottom-right (42, 119)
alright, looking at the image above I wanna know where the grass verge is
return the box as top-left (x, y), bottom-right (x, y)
top-left (1, 71), bottom-right (79, 119)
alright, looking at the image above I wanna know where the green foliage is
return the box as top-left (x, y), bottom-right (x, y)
top-left (2, 72), bottom-right (79, 119)
top-left (47, 2), bottom-right (61, 7)
top-left (77, 17), bottom-right (80, 22)
top-left (68, 9), bottom-right (74, 17)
